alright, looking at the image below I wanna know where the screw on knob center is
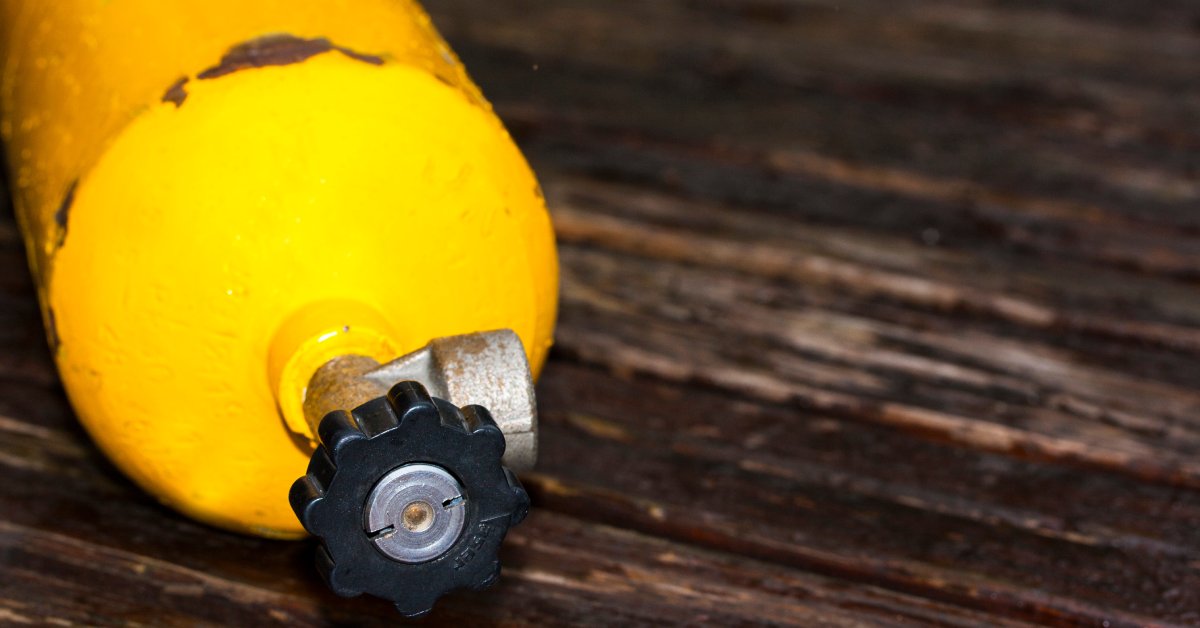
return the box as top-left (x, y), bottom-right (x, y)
top-left (401, 501), bottom-right (435, 533)
top-left (364, 463), bottom-right (467, 563)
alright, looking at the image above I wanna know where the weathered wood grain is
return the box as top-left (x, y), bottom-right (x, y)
top-left (530, 362), bottom-right (1200, 625)
top-left (2, 0), bottom-right (1199, 625)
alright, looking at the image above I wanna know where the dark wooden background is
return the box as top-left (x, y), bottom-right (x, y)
top-left (3, 0), bottom-right (1199, 625)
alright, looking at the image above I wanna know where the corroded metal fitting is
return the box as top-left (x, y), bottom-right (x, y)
top-left (303, 329), bottom-right (538, 471)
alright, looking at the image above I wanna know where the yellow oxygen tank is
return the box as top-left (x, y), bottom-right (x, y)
top-left (0, 0), bottom-right (557, 549)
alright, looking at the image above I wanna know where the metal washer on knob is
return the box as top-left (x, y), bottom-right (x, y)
top-left (365, 463), bottom-right (466, 563)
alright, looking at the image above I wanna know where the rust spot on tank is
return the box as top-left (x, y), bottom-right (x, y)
top-left (54, 179), bottom-right (77, 247)
top-left (162, 76), bottom-right (189, 107)
top-left (335, 46), bottom-right (386, 66)
top-left (197, 34), bottom-right (383, 80)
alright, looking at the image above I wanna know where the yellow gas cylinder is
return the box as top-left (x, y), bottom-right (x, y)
top-left (0, 0), bottom-right (556, 585)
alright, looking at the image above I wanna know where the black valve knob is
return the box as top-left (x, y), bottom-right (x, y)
top-left (289, 380), bottom-right (530, 617)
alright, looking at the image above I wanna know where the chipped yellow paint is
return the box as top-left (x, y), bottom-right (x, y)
top-left (0, 0), bottom-right (557, 538)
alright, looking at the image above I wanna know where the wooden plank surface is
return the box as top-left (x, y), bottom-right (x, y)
top-left (2, 0), bottom-right (1199, 625)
